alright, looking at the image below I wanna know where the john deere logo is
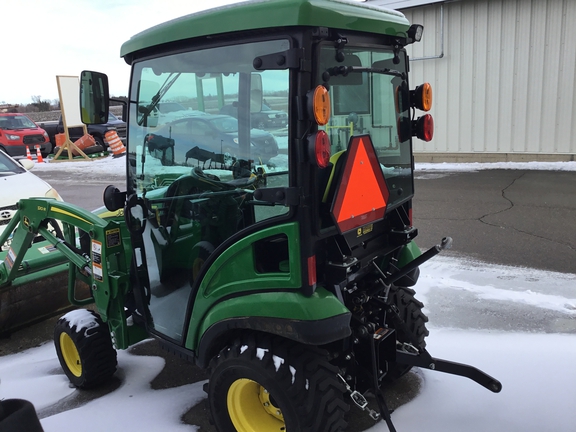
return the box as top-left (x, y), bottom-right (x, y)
top-left (23, 216), bottom-right (30, 227)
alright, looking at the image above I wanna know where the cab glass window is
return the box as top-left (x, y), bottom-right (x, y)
top-left (125, 39), bottom-right (290, 342)
top-left (319, 46), bottom-right (413, 208)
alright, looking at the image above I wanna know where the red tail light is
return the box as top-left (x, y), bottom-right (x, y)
top-left (315, 131), bottom-right (331, 168)
top-left (414, 114), bottom-right (434, 142)
top-left (307, 255), bottom-right (317, 286)
top-left (308, 130), bottom-right (331, 168)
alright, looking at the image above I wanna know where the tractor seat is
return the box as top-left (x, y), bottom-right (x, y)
top-left (317, 150), bottom-right (347, 227)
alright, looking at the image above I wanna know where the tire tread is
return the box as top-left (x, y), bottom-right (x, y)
top-left (208, 333), bottom-right (349, 432)
top-left (54, 310), bottom-right (117, 389)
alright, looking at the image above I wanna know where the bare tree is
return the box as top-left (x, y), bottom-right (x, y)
top-left (30, 95), bottom-right (51, 112)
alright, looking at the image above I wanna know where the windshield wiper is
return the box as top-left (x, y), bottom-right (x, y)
top-left (325, 66), bottom-right (406, 80)
top-left (137, 72), bottom-right (181, 126)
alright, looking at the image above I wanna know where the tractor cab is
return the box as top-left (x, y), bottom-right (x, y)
top-left (82, 16), bottom-right (432, 345)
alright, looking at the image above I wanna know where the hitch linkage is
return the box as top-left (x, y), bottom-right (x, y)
top-left (396, 349), bottom-right (502, 393)
top-left (338, 374), bottom-right (381, 421)
top-left (360, 237), bottom-right (501, 431)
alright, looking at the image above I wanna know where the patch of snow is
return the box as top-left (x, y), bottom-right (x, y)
top-left (272, 355), bottom-right (284, 371)
top-left (256, 348), bottom-right (268, 360)
top-left (367, 329), bottom-right (576, 432)
top-left (416, 160), bottom-right (576, 172)
top-left (0, 344), bottom-right (76, 411)
top-left (289, 365), bottom-right (296, 384)
top-left (61, 309), bottom-right (99, 336)
top-left (33, 155), bottom-right (127, 176)
top-left (416, 256), bottom-right (576, 315)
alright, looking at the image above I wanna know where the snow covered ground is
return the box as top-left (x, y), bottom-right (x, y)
top-left (1, 256), bottom-right (574, 431)
top-left (2, 156), bottom-right (574, 431)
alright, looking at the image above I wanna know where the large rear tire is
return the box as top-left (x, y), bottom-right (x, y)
top-left (386, 285), bottom-right (429, 381)
top-left (54, 309), bottom-right (117, 389)
top-left (208, 333), bottom-right (349, 432)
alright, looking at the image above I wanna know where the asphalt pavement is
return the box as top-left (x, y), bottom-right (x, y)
top-left (38, 167), bottom-right (576, 274)
top-left (2, 167), bottom-right (574, 430)
top-left (413, 169), bottom-right (576, 275)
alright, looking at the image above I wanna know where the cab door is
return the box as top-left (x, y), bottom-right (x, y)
top-left (121, 40), bottom-right (294, 343)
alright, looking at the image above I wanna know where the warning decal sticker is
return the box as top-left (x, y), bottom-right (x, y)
top-left (92, 240), bottom-right (103, 282)
top-left (106, 228), bottom-right (121, 248)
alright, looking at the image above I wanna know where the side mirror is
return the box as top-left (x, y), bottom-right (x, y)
top-left (19, 159), bottom-right (35, 170)
top-left (80, 71), bottom-right (110, 125)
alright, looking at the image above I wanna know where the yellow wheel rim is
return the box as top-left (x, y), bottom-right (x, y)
top-left (60, 332), bottom-right (82, 377)
top-left (227, 378), bottom-right (286, 432)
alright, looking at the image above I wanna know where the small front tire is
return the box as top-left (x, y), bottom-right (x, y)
top-left (54, 309), bottom-right (117, 389)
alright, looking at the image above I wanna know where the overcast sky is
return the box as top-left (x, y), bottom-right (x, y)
top-left (1, 0), bottom-right (241, 105)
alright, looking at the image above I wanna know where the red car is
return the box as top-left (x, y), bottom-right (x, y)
top-left (0, 113), bottom-right (52, 157)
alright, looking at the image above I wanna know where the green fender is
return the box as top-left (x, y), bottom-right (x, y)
top-left (391, 240), bottom-right (422, 287)
top-left (192, 287), bottom-right (351, 368)
top-left (397, 240), bottom-right (422, 267)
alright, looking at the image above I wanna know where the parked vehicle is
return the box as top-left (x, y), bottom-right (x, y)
top-left (220, 102), bottom-right (288, 129)
top-left (149, 102), bottom-right (207, 124)
top-left (40, 112), bottom-right (126, 149)
top-left (0, 149), bottom-right (71, 336)
top-left (0, 113), bottom-right (51, 157)
top-left (157, 102), bottom-right (188, 113)
top-left (0, 149), bottom-right (62, 251)
top-left (151, 113), bottom-right (279, 163)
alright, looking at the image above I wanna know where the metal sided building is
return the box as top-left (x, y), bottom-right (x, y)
top-left (371, 0), bottom-right (576, 162)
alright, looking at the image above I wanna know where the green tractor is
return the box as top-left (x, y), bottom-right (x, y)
top-left (0, 0), bottom-right (501, 430)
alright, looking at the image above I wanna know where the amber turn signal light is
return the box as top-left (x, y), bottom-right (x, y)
top-left (310, 85), bottom-right (331, 125)
top-left (411, 82), bottom-right (432, 112)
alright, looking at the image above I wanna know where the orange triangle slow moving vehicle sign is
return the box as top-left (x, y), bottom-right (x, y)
top-left (331, 134), bottom-right (389, 234)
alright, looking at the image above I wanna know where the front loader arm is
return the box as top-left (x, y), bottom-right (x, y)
top-left (0, 198), bottom-right (148, 349)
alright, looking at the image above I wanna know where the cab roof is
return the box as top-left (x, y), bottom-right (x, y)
top-left (120, 0), bottom-right (410, 59)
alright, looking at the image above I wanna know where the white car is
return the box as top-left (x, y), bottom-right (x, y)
top-left (0, 150), bottom-right (63, 250)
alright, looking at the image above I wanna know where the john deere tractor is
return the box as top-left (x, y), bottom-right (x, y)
top-left (0, 0), bottom-right (501, 430)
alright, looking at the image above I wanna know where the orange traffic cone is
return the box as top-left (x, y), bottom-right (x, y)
top-left (105, 130), bottom-right (126, 157)
top-left (35, 145), bottom-right (44, 163)
top-left (25, 146), bottom-right (33, 160)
